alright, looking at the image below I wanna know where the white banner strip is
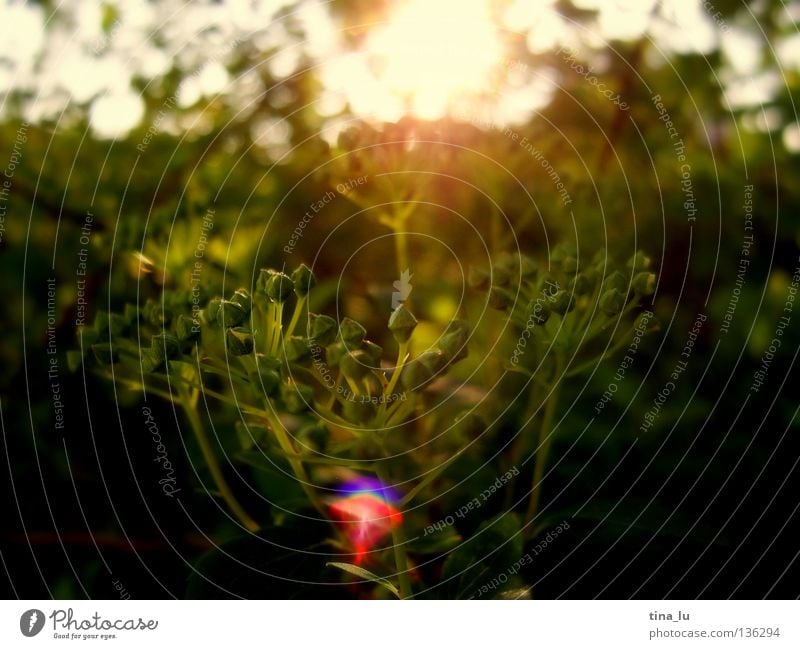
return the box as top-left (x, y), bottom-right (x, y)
top-left (0, 600), bottom-right (797, 648)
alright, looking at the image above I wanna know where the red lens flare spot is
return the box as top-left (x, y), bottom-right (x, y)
top-left (329, 493), bottom-right (402, 564)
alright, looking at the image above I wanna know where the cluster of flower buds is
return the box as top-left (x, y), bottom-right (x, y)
top-left (71, 261), bottom-right (471, 437)
top-left (470, 246), bottom-right (657, 371)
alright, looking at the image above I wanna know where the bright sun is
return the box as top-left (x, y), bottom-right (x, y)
top-left (364, 0), bottom-right (505, 120)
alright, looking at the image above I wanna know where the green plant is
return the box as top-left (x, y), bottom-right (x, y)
top-left (70, 241), bottom-right (656, 598)
top-left (71, 261), bottom-right (477, 598)
top-left (472, 245), bottom-right (659, 531)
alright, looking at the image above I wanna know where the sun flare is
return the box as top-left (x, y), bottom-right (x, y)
top-left (364, 0), bottom-right (506, 120)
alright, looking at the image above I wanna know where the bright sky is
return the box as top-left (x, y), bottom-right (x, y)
top-left (0, 0), bottom-right (796, 150)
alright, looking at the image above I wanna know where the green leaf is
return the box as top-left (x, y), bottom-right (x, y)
top-left (326, 562), bottom-right (400, 599)
top-left (235, 450), bottom-right (309, 512)
top-left (66, 349), bottom-right (84, 373)
top-left (407, 528), bottom-right (463, 555)
top-left (437, 512), bottom-right (524, 599)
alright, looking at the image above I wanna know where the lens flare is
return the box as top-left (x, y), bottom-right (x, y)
top-left (329, 478), bottom-right (403, 564)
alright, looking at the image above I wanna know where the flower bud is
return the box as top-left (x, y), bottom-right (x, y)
top-left (401, 349), bottom-right (445, 391)
top-left (309, 313), bottom-right (338, 346)
top-left (256, 268), bottom-right (276, 295)
top-left (258, 369), bottom-right (281, 397)
top-left (388, 305), bottom-right (417, 343)
top-left (108, 313), bottom-right (127, 338)
top-left (231, 288), bottom-right (252, 313)
top-left (254, 355), bottom-right (281, 396)
top-left (291, 264), bottom-right (316, 298)
top-left (439, 320), bottom-right (469, 363)
top-left (325, 341), bottom-right (347, 367)
top-left (266, 272), bottom-right (294, 303)
top-left (361, 340), bottom-right (383, 368)
top-left (176, 314), bottom-right (200, 343)
top-left (341, 350), bottom-right (370, 381)
top-left (551, 243), bottom-right (577, 265)
top-left (569, 273), bottom-right (590, 296)
top-left (216, 299), bottom-right (248, 327)
top-left (600, 288), bottom-right (626, 316)
top-left (226, 327), bottom-right (254, 356)
top-left (151, 333), bottom-right (181, 362)
top-left (141, 349), bottom-right (163, 373)
top-left (204, 297), bottom-right (223, 327)
top-left (632, 272), bottom-right (656, 296)
top-left (561, 256), bottom-right (578, 274)
top-left (283, 336), bottom-right (311, 364)
top-left (66, 350), bottom-right (84, 373)
top-left (628, 251), bottom-right (651, 272)
top-left (468, 266), bottom-right (490, 290)
top-left (339, 317), bottom-right (366, 345)
top-left (550, 290), bottom-right (574, 315)
top-left (123, 303), bottom-right (140, 326)
top-left (527, 298), bottom-right (550, 325)
top-left (519, 254), bottom-right (538, 278)
top-left (91, 343), bottom-right (118, 365)
top-left (141, 300), bottom-right (156, 326)
top-left (93, 310), bottom-right (110, 334)
top-left (491, 266), bottom-right (512, 287)
top-left (604, 271), bottom-right (627, 293)
top-left (145, 300), bottom-right (172, 327)
top-left (488, 286), bottom-right (514, 311)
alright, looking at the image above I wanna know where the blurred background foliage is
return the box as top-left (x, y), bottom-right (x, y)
top-left (1, 0), bottom-right (799, 598)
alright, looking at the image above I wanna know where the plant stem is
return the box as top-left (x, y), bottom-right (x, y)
top-left (400, 447), bottom-right (465, 507)
top-left (263, 303), bottom-right (275, 355)
top-left (380, 340), bottom-right (409, 424)
top-left (395, 227), bottom-right (409, 279)
top-left (377, 466), bottom-right (412, 599)
top-left (385, 340), bottom-right (409, 397)
top-left (504, 381), bottom-right (543, 509)
top-left (178, 385), bottom-right (260, 532)
top-left (524, 375), bottom-right (561, 534)
top-left (285, 295), bottom-right (306, 339)
top-left (385, 396), bottom-right (415, 427)
top-left (391, 519), bottom-right (413, 599)
top-left (269, 302), bottom-right (284, 356)
top-left (262, 402), bottom-right (327, 517)
top-left (327, 371), bottom-right (342, 408)
top-left (565, 323), bottom-right (636, 378)
top-left (389, 200), bottom-right (415, 279)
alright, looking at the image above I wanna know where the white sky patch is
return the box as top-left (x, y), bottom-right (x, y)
top-left (776, 33), bottom-right (800, 70)
top-left (722, 28), bottom-right (763, 76)
top-left (598, 0), bottom-right (657, 42)
top-left (783, 121), bottom-right (800, 153)
top-left (0, 0), bottom-right (788, 133)
top-left (503, 0), bottom-right (557, 32)
top-left (89, 89), bottom-right (145, 139)
top-left (267, 45), bottom-right (302, 79)
top-left (722, 71), bottom-right (781, 109)
top-left (252, 115), bottom-right (293, 160)
top-left (649, 0), bottom-right (717, 54)
top-left (526, 9), bottom-right (569, 54)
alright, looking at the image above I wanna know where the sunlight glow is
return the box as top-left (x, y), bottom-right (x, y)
top-left (363, 0), bottom-right (505, 120)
